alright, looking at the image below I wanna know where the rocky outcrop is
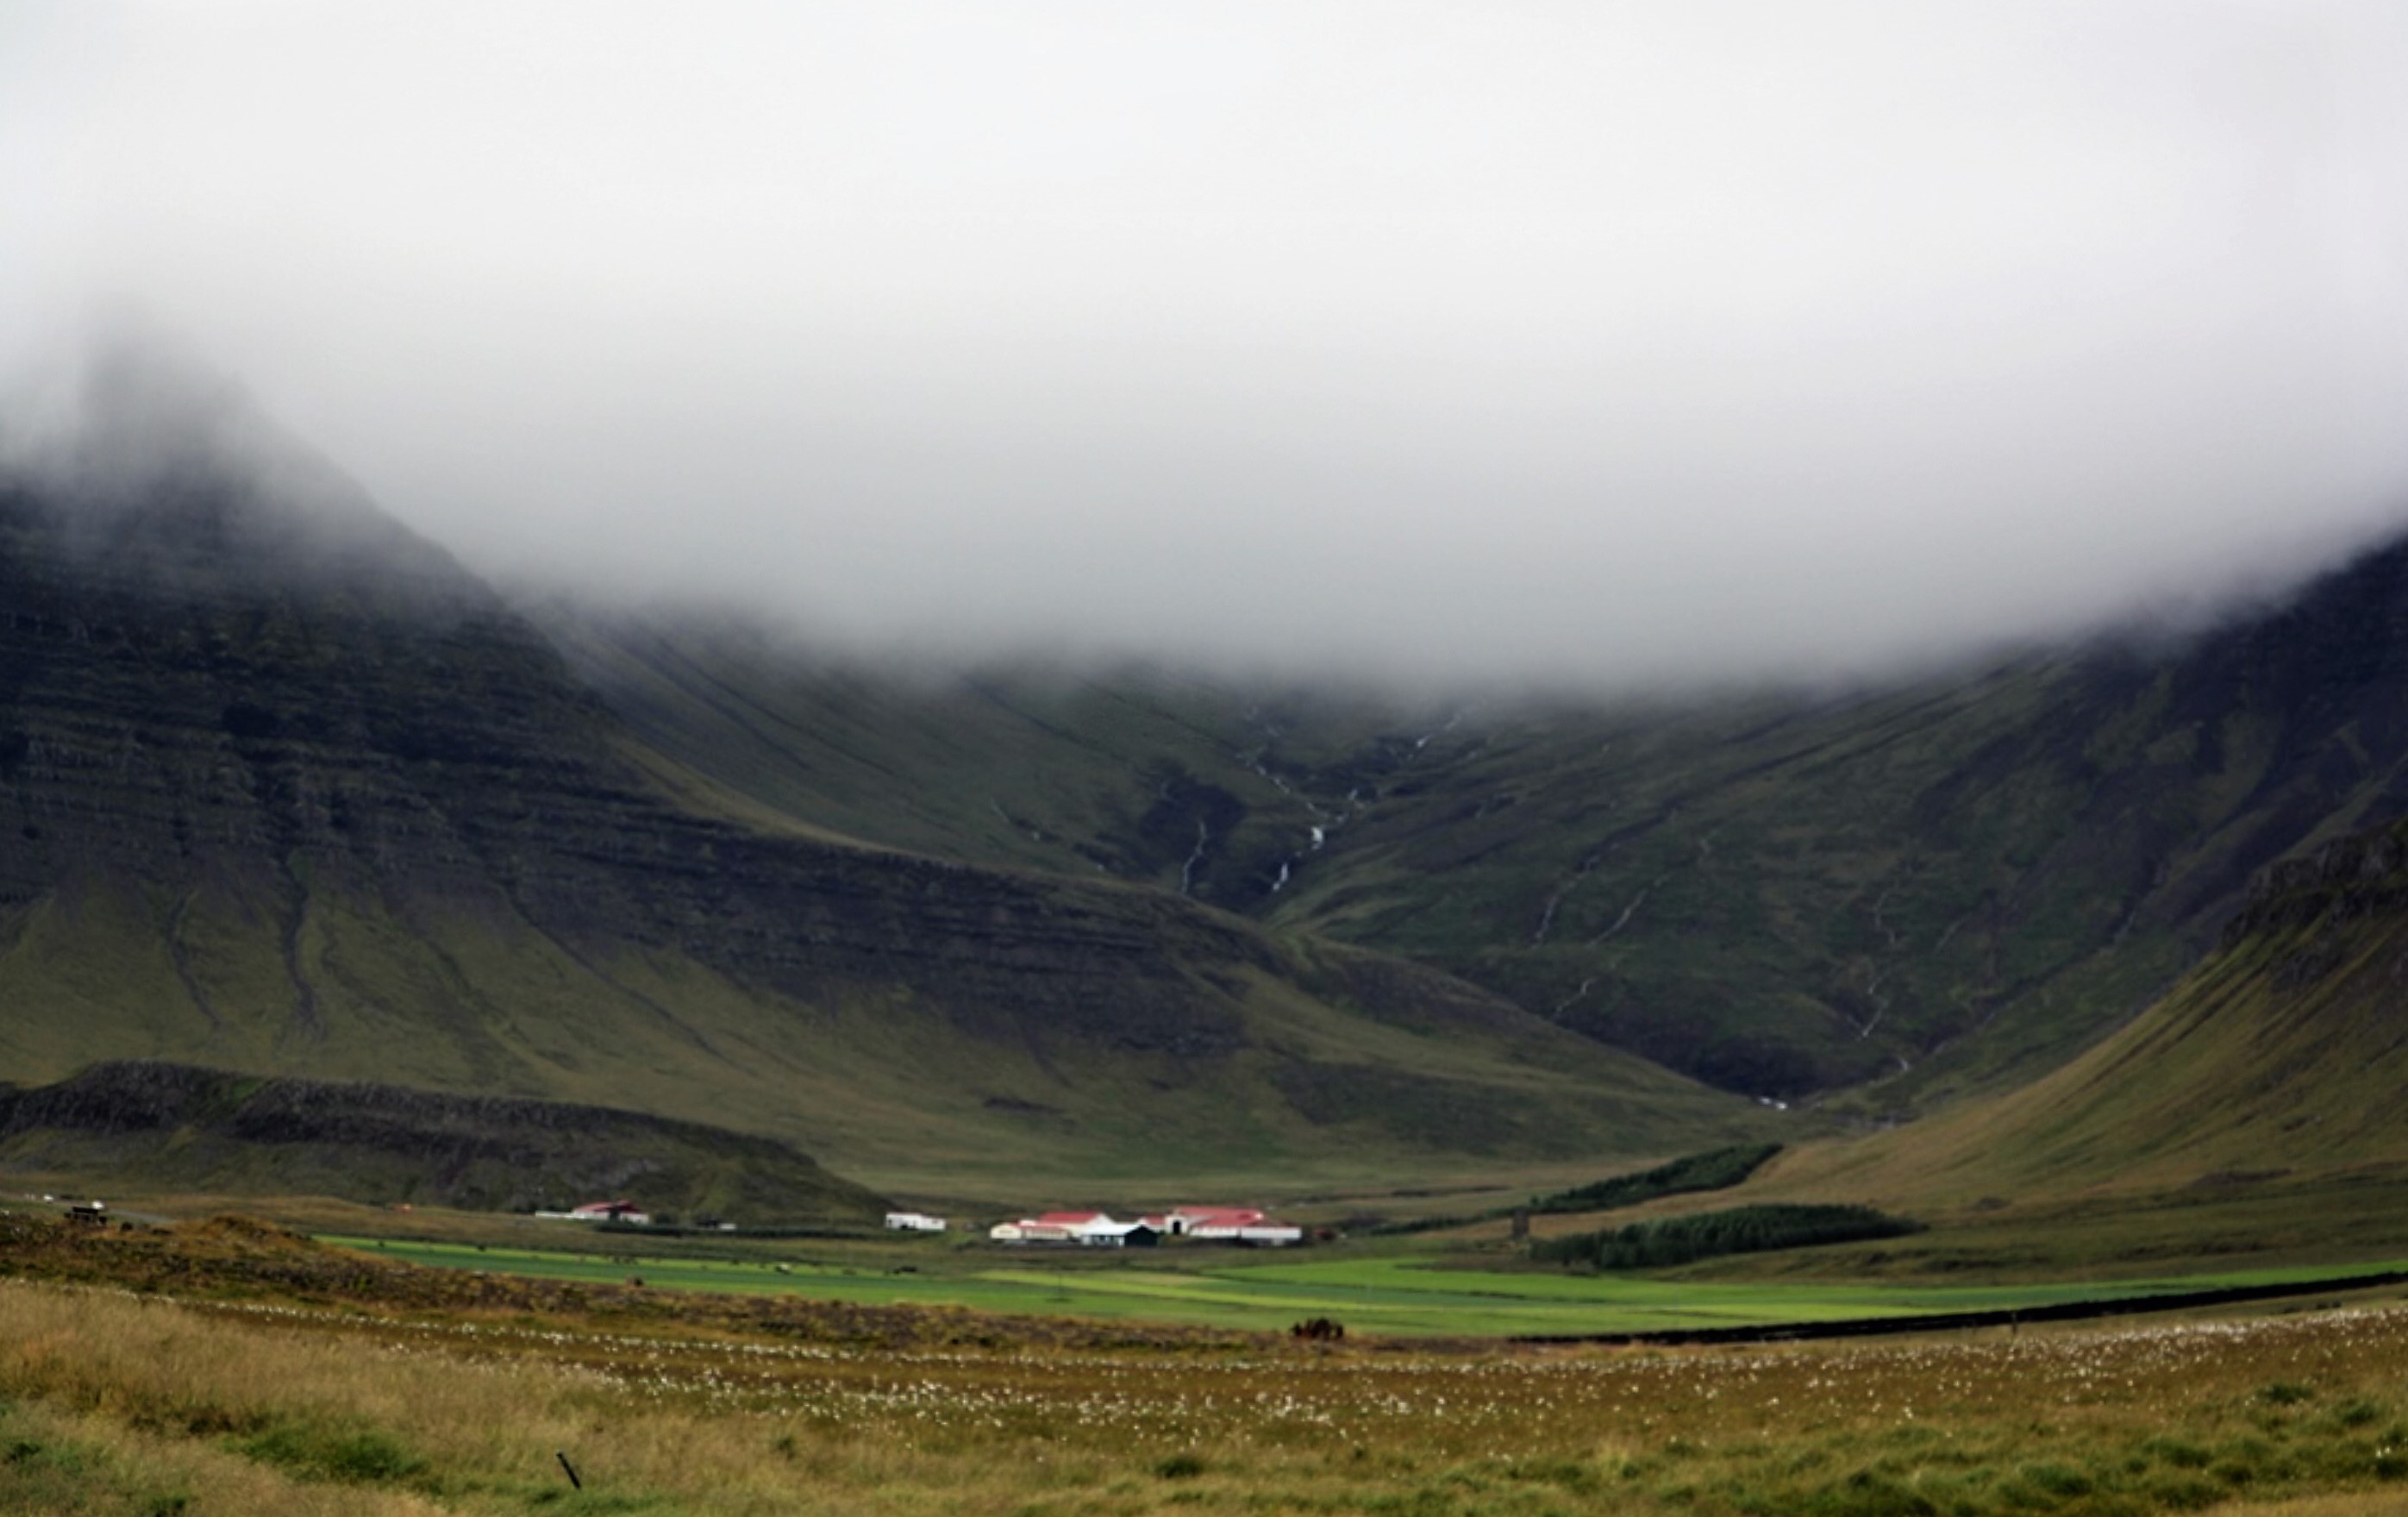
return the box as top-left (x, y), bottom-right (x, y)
top-left (2221, 818), bottom-right (2408, 949)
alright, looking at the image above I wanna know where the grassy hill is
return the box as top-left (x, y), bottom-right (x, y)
top-left (0, 1060), bottom-right (886, 1224)
top-left (547, 539), bottom-right (2408, 1109)
top-left (1624, 811), bottom-right (2408, 1276)
top-left (0, 403), bottom-right (1765, 1194)
top-left (1782, 813), bottom-right (2408, 1205)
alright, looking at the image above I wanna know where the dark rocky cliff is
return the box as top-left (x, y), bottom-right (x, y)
top-left (2221, 817), bottom-right (2408, 949)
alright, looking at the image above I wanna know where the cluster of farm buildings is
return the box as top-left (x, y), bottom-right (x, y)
top-left (973, 1205), bottom-right (1304, 1247)
top-left (536, 1200), bottom-right (734, 1231)
top-left (535, 1200), bottom-right (1304, 1247)
top-left (539, 1200), bottom-right (654, 1226)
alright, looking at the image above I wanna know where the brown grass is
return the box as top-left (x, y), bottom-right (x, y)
top-left (2205, 1497), bottom-right (2408, 1517)
top-left (10, 1213), bottom-right (2408, 1515)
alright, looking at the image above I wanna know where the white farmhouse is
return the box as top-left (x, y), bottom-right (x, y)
top-left (991, 1211), bottom-right (1161, 1246)
top-left (1140, 1207), bottom-right (1303, 1246)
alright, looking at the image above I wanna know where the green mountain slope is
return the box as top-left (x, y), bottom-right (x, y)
top-left (1783, 812), bottom-right (2408, 1209)
top-left (0, 1060), bottom-right (885, 1223)
top-left (531, 608), bottom-right (1367, 888)
top-left (551, 541), bottom-right (2408, 1106)
top-left (0, 407), bottom-right (1759, 1191)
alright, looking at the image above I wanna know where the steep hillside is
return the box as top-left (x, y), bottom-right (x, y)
top-left (532, 607), bottom-right (1374, 893)
top-left (0, 392), bottom-right (1760, 1188)
top-left (1777, 813), bottom-right (2408, 1213)
top-left (553, 538), bottom-right (2408, 1105)
top-left (0, 1060), bottom-right (885, 1223)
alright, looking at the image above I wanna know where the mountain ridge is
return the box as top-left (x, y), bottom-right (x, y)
top-left (544, 533), bottom-right (2408, 1107)
top-left (0, 410), bottom-right (1759, 1189)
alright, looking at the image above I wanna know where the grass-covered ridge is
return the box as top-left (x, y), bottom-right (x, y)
top-left (1765, 812), bottom-right (2408, 1226)
top-left (0, 1059), bottom-right (891, 1224)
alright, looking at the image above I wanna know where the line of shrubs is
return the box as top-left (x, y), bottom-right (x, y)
top-left (1526, 1143), bottom-right (1782, 1215)
top-left (1533, 1202), bottom-right (1922, 1270)
top-left (1364, 1142), bottom-right (1785, 1237)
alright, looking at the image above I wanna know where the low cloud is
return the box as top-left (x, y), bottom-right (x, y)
top-left (8, 3), bottom-right (2408, 691)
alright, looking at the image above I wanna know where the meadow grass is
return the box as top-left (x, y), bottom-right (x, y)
top-left (9, 1271), bottom-right (2408, 1515)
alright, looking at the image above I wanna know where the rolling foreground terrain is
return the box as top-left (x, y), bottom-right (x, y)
top-left (0, 398), bottom-right (1754, 1196)
top-left (7, 1210), bottom-right (2408, 1517)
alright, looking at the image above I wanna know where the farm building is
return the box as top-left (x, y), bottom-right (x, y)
top-left (1139, 1207), bottom-right (1304, 1245)
top-left (562, 1200), bottom-right (652, 1225)
top-left (1033, 1211), bottom-right (1116, 1241)
top-left (990, 1212), bottom-right (1160, 1247)
top-left (1154, 1206), bottom-right (1264, 1238)
top-left (885, 1211), bottom-right (948, 1232)
top-left (990, 1218), bottom-right (1081, 1244)
top-left (996, 1207), bottom-right (1299, 1247)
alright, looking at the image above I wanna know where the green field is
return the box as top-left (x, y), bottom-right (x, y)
top-left (336, 1235), bottom-right (2408, 1338)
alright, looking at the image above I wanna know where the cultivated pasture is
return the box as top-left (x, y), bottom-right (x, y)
top-left (344, 1237), bottom-right (2408, 1339)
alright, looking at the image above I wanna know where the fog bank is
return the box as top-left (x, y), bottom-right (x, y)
top-left (7, 3), bottom-right (2408, 688)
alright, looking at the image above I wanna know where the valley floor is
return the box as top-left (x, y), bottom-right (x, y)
top-left (346, 1235), bottom-right (2408, 1341)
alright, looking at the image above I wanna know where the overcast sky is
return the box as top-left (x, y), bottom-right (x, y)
top-left (7, 3), bottom-right (2408, 689)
